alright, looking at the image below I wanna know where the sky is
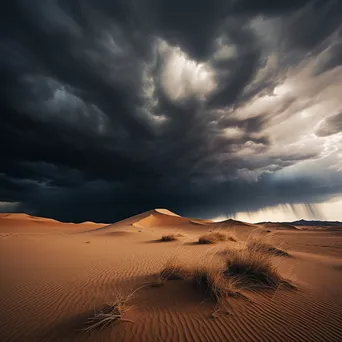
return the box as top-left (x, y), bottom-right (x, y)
top-left (1, 0), bottom-right (342, 223)
top-left (214, 196), bottom-right (342, 223)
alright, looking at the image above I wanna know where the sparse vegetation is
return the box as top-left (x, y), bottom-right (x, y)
top-left (84, 289), bottom-right (138, 331)
top-left (224, 248), bottom-right (284, 289)
top-left (198, 231), bottom-right (236, 244)
top-left (160, 233), bottom-right (183, 242)
top-left (248, 241), bottom-right (289, 257)
top-left (85, 231), bottom-right (293, 332)
top-left (155, 233), bottom-right (292, 299)
top-left (155, 257), bottom-right (191, 286)
top-left (193, 265), bottom-right (243, 300)
top-left (246, 232), bottom-right (289, 257)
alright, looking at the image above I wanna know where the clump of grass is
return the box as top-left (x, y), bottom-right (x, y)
top-left (160, 233), bottom-right (183, 242)
top-left (198, 231), bottom-right (236, 245)
top-left (246, 232), bottom-right (289, 257)
top-left (223, 248), bottom-right (284, 289)
top-left (193, 266), bottom-right (242, 301)
top-left (157, 257), bottom-right (191, 285)
top-left (84, 289), bottom-right (140, 331)
top-left (248, 241), bottom-right (289, 257)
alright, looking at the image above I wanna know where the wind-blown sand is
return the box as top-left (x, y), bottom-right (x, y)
top-left (1, 210), bottom-right (342, 341)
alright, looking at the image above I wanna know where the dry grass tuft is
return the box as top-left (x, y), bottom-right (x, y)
top-left (198, 231), bottom-right (236, 244)
top-left (248, 241), bottom-right (289, 257)
top-left (224, 248), bottom-right (284, 289)
top-left (84, 289), bottom-right (140, 331)
top-left (246, 232), bottom-right (289, 257)
top-left (159, 258), bottom-right (191, 283)
top-left (193, 266), bottom-right (243, 301)
top-left (160, 233), bottom-right (183, 242)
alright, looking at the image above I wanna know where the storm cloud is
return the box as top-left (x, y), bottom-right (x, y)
top-left (1, 0), bottom-right (342, 222)
top-left (316, 111), bottom-right (342, 137)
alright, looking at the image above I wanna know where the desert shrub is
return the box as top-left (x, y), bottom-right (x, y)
top-left (160, 233), bottom-right (183, 242)
top-left (159, 258), bottom-right (191, 283)
top-left (193, 266), bottom-right (242, 300)
top-left (248, 241), bottom-right (289, 257)
top-left (198, 231), bottom-right (236, 245)
top-left (246, 232), bottom-right (289, 257)
top-left (84, 289), bottom-right (138, 331)
top-left (223, 248), bottom-right (283, 289)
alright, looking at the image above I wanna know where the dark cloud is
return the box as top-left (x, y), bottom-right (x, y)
top-left (230, 0), bottom-right (314, 15)
top-left (315, 41), bottom-right (342, 75)
top-left (208, 22), bottom-right (262, 108)
top-left (144, 0), bottom-right (230, 60)
top-left (1, 0), bottom-right (342, 222)
top-left (283, 1), bottom-right (342, 51)
top-left (316, 111), bottom-right (342, 137)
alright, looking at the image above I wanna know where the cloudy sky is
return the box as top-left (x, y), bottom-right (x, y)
top-left (1, 0), bottom-right (342, 223)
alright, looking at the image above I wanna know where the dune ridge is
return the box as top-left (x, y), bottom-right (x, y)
top-left (0, 213), bottom-right (106, 234)
top-left (85, 209), bottom-right (212, 235)
top-left (132, 209), bottom-right (211, 229)
top-left (260, 222), bottom-right (298, 230)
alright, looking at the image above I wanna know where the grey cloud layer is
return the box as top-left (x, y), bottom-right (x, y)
top-left (316, 111), bottom-right (342, 137)
top-left (1, 0), bottom-right (342, 222)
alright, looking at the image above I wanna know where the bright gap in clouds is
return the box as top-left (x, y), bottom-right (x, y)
top-left (213, 196), bottom-right (342, 223)
top-left (159, 40), bottom-right (216, 101)
top-left (0, 202), bottom-right (20, 213)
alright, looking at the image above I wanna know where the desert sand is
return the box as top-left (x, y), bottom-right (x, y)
top-left (1, 210), bottom-right (342, 342)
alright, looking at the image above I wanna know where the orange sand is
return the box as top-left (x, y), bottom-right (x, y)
top-left (0, 210), bottom-right (342, 341)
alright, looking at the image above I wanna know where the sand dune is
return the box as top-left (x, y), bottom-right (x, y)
top-left (85, 209), bottom-right (212, 235)
top-left (199, 219), bottom-right (260, 237)
top-left (132, 209), bottom-right (212, 229)
top-left (1, 210), bottom-right (342, 341)
top-left (260, 222), bottom-right (298, 230)
top-left (218, 218), bottom-right (254, 226)
top-left (0, 213), bottom-right (106, 234)
top-left (0, 213), bottom-right (60, 223)
top-left (214, 218), bottom-right (258, 230)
